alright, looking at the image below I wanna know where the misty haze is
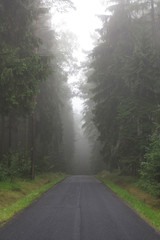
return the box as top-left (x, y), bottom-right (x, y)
top-left (0, 0), bottom-right (160, 239)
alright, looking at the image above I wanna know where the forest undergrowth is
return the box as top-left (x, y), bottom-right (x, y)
top-left (97, 171), bottom-right (160, 230)
top-left (0, 173), bottom-right (67, 226)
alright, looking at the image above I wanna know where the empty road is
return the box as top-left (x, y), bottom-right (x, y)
top-left (0, 175), bottom-right (160, 240)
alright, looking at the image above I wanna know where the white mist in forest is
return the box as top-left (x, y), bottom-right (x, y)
top-left (72, 102), bottom-right (92, 174)
top-left (50, 0), bottom-right (105, 174)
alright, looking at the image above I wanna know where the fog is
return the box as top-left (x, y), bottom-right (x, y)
top-left (0, 0), bottom-right (159, 200)
top-left (50, 0), bottom-right (105, 174)
top-left (72, 104), bottom-right (91, 174)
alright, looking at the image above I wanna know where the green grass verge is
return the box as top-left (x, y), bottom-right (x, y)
top-left (0, 173), bottom-right (67, 225)
top-left (97, 175), bottom-right (160, 230)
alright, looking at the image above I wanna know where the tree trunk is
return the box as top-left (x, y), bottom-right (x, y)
top-left (8, 113), bottom-right (13, 168)
top-left (151, 0), bottom-right (156, 49)
top-left (30, 16), bottom-right (39, 180)
top-left (0, 116), bottom-right (5, 162)
top-left (30, 113), bottom-right (35, 180)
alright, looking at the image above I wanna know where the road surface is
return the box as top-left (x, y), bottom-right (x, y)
top-left (0, 175), bottom-right (160, 240)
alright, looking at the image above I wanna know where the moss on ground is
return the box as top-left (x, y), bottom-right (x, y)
top-left (0, 173), bottom-right (67, 225)
top-left (97, 171), bottom-right (160, 230)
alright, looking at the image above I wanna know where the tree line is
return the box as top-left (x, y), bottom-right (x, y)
top-left (83, 0), bottom-right (160, 196)
top-left (0, 0), bottom-right (75, 180)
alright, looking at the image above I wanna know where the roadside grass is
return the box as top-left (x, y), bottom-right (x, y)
top-left (0, 172), bottom-right (67, 225)
top-left (97, 171), bottom-right (160, 230)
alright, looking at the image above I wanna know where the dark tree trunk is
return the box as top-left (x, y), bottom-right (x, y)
top-left (151, 0), bottom-right (156, 49)
top-left (0, 116), bottom-right (5, 162)
top-left (30, 113), bottom-right (35, 180)
top-left (8, 114), bottom-right (13, 168)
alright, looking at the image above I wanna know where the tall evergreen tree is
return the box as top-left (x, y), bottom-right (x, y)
top-left (84, 0), bottom-right (160, 176)
top-left (0, 0), bottom-right (75, 179)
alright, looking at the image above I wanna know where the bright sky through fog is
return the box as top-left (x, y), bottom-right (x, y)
top-left (52, 0), bottom-right (105, 56)
top-left (66, 0), bottom-right (104, 52)
top-left (51, 0), bottom-right (105, 112)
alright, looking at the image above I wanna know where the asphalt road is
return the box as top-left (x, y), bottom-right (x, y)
top-left (0, 175), bottom-right (160, 240)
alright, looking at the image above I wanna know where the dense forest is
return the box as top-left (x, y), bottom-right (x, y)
top-left (83, 0), bottom-right (160, 196)
top-left (0, 0), bottom-right (75, 180)
top-left (0, 0), bottom-right (160, 197)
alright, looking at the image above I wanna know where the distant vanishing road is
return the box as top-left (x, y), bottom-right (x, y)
top-left (0, 175), bottom-right (160, 240)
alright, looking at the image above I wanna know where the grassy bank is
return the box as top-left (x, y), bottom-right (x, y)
top-left (97, 171), bottom-right (160, 230)
top-left (0, 172), bottom-right (67, 225)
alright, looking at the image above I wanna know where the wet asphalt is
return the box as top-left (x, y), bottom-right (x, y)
top-left (0, 175), bottom-right (160, 240)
